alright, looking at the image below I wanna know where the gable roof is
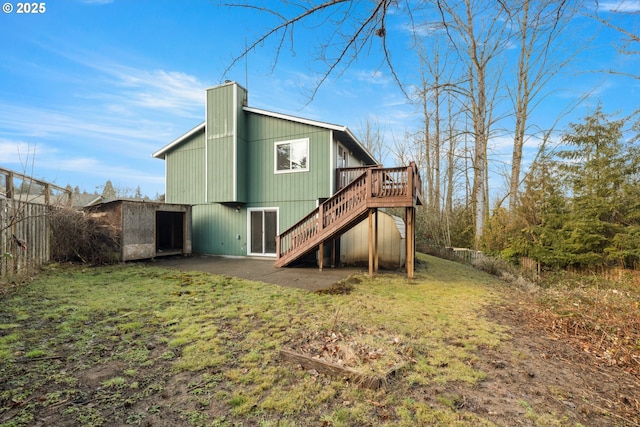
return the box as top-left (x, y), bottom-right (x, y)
top-left (152, 106), bottom-right (377, 165)
top-left (152, 122), bottom-right (205, 159)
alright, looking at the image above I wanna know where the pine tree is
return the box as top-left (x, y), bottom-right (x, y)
top-left (513, 107), bottom-right (640, 269)
top-left (101, 180), bottom-right (116, 200)
top-left (515, 150), bottom-right (569, 267)
top-left (555, 106), bottom-right (640, 267)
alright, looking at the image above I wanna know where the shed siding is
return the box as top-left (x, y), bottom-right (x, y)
top-left (166, 129), bottom-right (206, 204)
top-left (340, 211), bottom-right (406, 269)
top-left (86, 201), bottom-right (192, 261)
top-left (121, 201), bottom-right (156, 260)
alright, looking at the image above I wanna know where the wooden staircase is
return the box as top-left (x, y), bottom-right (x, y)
top-left (275, 162), bottom-right (423, 268)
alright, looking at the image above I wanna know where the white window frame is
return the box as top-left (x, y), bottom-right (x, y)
top-left (274, 138), bottom-right (309, 174)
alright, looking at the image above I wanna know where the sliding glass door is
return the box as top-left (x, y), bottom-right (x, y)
top-left (248, 208), bottom-right (278, 256)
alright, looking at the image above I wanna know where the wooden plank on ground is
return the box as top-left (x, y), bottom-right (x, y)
top-left (279, 348), bottom-right (406, 390)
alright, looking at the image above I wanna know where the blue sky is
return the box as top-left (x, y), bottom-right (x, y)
top-left (0, 0), bottom-right (638, 199)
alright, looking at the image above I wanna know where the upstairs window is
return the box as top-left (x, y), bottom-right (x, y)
top-left (275, 138), bottom-right (309, 173)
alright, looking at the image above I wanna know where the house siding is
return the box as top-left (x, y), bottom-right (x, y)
top-left (192, 204), bottom-right (247, 256)
top-left (166, 129), bottom-right (206, 204)
top-left (246, 114), bottom-right (331, 231)
top-left (206, 83), bottom-right (248, 203)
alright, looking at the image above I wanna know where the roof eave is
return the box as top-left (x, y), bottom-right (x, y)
top-left (152, 122), bottom-right (205, 159)
top-left (243, 106), bottom-right (378, 164)
top-left (338, 127), bottom-right (378, 165)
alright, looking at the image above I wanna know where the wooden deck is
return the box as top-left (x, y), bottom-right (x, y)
top-left (275, 163), bottom-right (423, 277)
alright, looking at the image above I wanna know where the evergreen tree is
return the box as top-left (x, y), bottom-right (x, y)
top-left (511, 107), bottom-right (640, 269)
top-left (514, 150), bottom-right (569, 267)
top-left (516, 106), bottom-right (640, 268)
top-left (557, 106), bottom-right (640, 267)
top-left (101, 180), bottom-right (116, 200)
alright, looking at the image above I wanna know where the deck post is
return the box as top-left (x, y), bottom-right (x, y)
top-left (406, 207), bottom-right (415, 279)
top-left (330, 238), bottom-right (335, 268)
top-left (408, 163), bottom-right (415, 201)
top-left (368, 208), bottom-right (373, 277)
top-left (319, 241), bottom-right (324, 271)
top-left (374, 208), bottom-right (379, 274)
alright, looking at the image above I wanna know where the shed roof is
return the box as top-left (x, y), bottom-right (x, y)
top-left (152, 105), bottom-right (377, 165)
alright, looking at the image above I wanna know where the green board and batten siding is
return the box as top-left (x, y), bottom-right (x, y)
top-left (165, 128), bottom-right (206, 204)
top-left (191, 203), bottom-right (248, 256)
top-left (206, 83), bottom-right (248, 204)
top-left (246, 114), bottom-right (333, 231)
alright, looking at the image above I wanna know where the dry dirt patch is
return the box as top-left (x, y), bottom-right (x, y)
top-left (461, 290), bottom-right (640, 426)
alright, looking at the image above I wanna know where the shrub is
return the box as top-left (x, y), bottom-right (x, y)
top-left (50, 206), bottom-right (120, 264)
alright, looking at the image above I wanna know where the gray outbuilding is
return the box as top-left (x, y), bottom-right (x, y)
top-left (84, 199), bottom-right (192, 261)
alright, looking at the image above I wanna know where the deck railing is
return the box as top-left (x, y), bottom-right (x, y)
top-left (276, 162), bottom-right (422, 267)
top-left (336, 165), bottom-right (377, 190)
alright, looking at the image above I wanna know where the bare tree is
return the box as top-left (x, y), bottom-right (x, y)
top-left (219, 0), bottom-right (589, 249)
top-left (507, 0), bottom-right (582, 213)
top-left (433, 0), bottom-right (511, 246)
top-left (410, 28), bottom-right (461, 246)
top-left (358, 117), bottom-right (386, 164)
top-left (389, 128), bottom-right (418, 168)
top-left (592, 0), bottom-right (640, 83)
top-left (220, 0), bottom-right (405, 102)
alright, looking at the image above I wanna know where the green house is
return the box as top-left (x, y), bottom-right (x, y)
top-left (153, 81), bottom-right (377, 258)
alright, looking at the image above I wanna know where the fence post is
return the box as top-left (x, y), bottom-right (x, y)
top-left (6, 172), bottom-right (13, 200)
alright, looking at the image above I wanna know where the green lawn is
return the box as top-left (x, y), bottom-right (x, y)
top-left (0, 254), bottom-right (509, 426)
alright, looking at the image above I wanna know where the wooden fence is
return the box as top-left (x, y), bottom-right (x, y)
top-left (423, 246), bottom-right (488, 264)
top-left (0, 198), bottom-right (50, 276)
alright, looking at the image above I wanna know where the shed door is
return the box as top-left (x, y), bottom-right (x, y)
top-left (156, 211), bottom-right (184, 253)
top-left (248, 209), bottom-right (278, 256)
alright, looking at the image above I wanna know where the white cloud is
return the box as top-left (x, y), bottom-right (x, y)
top-left (352, 69), bottom-right (392, 86)
top-left (596, 1), bottom-right (640, 13)
top-left (0, 139), bottom-right (57, 165)
top-left (0, 102), bottom-right (172, 154)
top-left (0, 138), bottom-right (163, 191)
top-left (107, 68), bottom-right (207, 115)
top-left (56, 157), bottom-right (163, 185)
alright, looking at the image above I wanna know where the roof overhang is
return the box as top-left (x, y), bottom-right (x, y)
top-left (243, 107), bottom-right (378, 165)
